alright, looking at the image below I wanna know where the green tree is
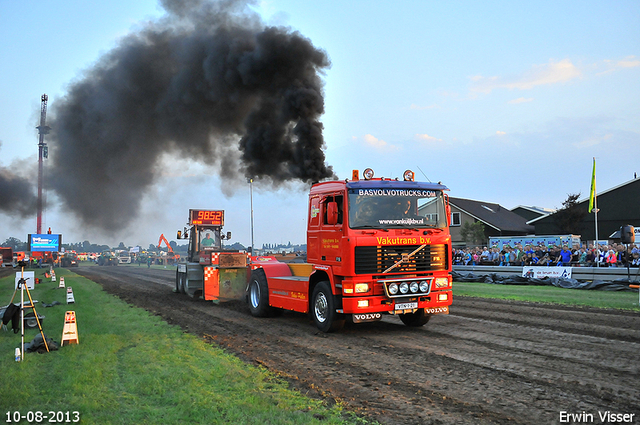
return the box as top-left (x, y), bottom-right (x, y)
top-left (3, 237), bottom-right (24, 251)
top-left (555, 193), bottom-right (586, 235)
top-left (460, 221), bottom-right (486, 246)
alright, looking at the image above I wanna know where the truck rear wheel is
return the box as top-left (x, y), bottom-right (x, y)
top-left (312, 281), bottom-right (345, 333)
top-left (248, 269), bottom-right (278, 317)
top-left (399, 309), bottom-right (431, 327)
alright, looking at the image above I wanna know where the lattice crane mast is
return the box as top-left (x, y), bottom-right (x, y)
top-left (36, 94), bottom-right (51, 234)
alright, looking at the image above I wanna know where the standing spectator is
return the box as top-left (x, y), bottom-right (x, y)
top-left (557, 246), bottom-right (572, 266)
top-left (578, 248), bottom-right (587, 266)
top-left (464, 249), bottom-right (473, 265)
top-left (489, 247), bottom-right (500, 265)
top-left (453, 249), bottom-right (463, 265)
top-left (480, 247), bottom-right (490, 263)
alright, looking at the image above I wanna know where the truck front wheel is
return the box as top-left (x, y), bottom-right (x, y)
top-left (311, 281), bottom-right (345, 333)
top-left (399, 309), bottom-right (431, 327)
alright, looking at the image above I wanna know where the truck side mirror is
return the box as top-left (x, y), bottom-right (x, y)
top-left (226, 231), bottom-right (232, 240)
top-left (327, 201), bottom-right (339, 225)
top-left (444, 194), bottom-right (451, 226)
top-left (177, 231), bottom-right (182, 239)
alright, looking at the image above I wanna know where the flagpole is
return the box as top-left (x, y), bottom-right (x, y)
top-left (589, 157), bottom-right (600, 265)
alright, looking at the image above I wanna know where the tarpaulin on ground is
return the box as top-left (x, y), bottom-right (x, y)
top-left (451, 271), bottom-right (638, 291)
top-left (24, 333), bottom-right (59, 353)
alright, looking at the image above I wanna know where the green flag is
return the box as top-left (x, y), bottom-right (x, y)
top-left (588, 158), bottom-right (596, 213)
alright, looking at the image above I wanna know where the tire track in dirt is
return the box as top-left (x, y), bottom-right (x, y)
top-left (73, 266), bottom-right (640, 425)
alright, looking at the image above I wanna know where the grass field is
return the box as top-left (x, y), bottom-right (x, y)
top-left (453, 281), bottom-right (640, 311)
top-left (0, 268), bottom-right (367, 425)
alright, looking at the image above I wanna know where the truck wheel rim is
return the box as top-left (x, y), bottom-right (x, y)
top-left (314, 293), bottom-right (328, 323)
top-left (250, 281), bottom-right (260, 308)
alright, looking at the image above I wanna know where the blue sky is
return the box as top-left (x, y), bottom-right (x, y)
top-left (1, 0), bottom-right (638, 249)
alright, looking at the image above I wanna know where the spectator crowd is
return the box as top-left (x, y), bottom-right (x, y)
top-left (453, 243), bottom-right (640, 267)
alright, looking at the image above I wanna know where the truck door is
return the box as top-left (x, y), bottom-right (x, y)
top-left (319, 193), bottom-right (344, 269)
top-left (307, 195), bottom-right (321, 263)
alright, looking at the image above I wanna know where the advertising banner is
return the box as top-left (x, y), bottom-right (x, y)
top-left (489, 235), bottom-right (580, 249)
top-left (522, 266), bottom-right (572, 279)
top-left (28, 234), bottom-right (61, 252)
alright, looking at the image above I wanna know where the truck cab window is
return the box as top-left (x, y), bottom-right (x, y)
top-left (323, 195), bottom-right (343, 225)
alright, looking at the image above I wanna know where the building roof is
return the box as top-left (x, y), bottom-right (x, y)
top-left (449, 197), bottom-right (535, 233)
top-left (511, 205), bottom-right (555, 215)
top-left (526, 177), bottom-right (640, 225)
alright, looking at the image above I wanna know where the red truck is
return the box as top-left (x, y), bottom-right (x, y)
top-left (247, 168), bottom-right (453, 332)
top-left (0, 247), bottom-right (13, 267)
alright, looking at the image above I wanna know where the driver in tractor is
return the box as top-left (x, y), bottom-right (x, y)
top-left (201, 232), bottom-right (215, 247)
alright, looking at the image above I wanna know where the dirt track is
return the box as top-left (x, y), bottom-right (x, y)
top-left (70, 265), bottom-right (640, 425)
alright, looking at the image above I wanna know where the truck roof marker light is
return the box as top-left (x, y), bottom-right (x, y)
top-left (352, 170), bottom-right (359, 181)
top-left (403, 170), bottom-right (415, 181)
top-left (363, 168), bottom-right (375, 180)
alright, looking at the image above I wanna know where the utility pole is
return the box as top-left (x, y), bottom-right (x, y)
top-left (36, 94), bottom-right (51, 234)
top-left (250, 178), bottom-right (254, 255)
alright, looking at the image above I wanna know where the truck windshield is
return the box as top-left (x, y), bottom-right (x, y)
top-left (348, 188), bottom-right (447, 229)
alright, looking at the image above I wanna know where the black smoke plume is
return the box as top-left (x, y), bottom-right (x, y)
top-left (0, 143), bottom-right (38, 217)
top-left (48, 0), bottom-right (333, 231)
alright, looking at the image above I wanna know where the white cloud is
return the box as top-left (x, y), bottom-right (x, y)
top-left (617, 56), bottom-right (640, 68)
top-left (496, 131), bottom-right (506, 136)
top-left (362, 134), bottom-right (395, 150)
top-left (470, 59), bottom-right (581, 94)
top-left (415, 133), bottom-right (443, 142)
top-left (573, 133), bottom-right (613, 148)
top-left (597, 55), bottom-right (640, 76)
top-left (508, 97), bottom-right (533, 104)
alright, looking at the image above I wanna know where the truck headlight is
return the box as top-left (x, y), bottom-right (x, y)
top-left (399, 282), bottom-right (409, 294)
top-left (388, 283), bottom-right (398, 295)
top-left (355, 283), bottom-right (369, 293)
top-left (410, 281), bottom-right (419, 293)
top-left (434, 277), bottom-right (449, 288)
top-left (419, 280), bottom-right (430, 292)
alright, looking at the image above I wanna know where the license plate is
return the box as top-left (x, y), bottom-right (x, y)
top-left (395, 302), bottom-right (418, 310)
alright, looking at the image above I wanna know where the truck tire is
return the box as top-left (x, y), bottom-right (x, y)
top-left (399, 309), bottom-right (431, 327)
top-left (311, 281), bottom-right (345, 333)
top-left (175, 271), bottom-right (183, 293)
top-left (248, 269), bottom-right (278, 317)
